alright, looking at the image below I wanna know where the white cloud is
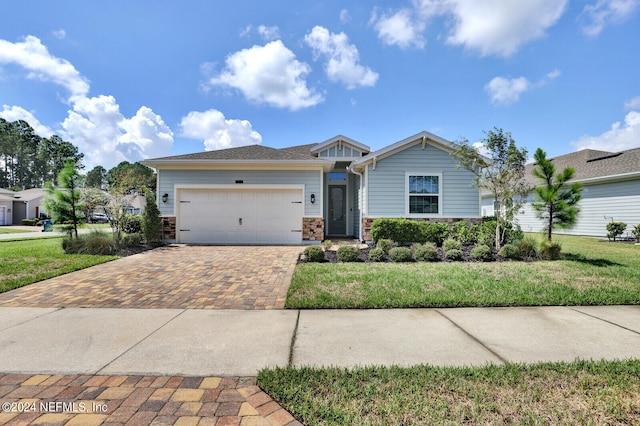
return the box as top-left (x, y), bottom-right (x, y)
top-left (371, 7), bottom-right (426, 49)
top-left (581, 0), bottom-right (639, 36)
top-left (485, 76), bottom-right (531, 105)
top-left (0, 35), bottom-right (174, 168)
top-left (179, 109), bottom-right (262, 151)
top-left (0, 105), bottom-right (53, 137)
top-left (485, 70), bottom-right (561, 105)
top-left (371, 0), bottom-right (568, 56)
top-left (257, 25), bottom-right (280, 41)
top-left (304, 26), bottom-right (378, 89)
top-left (443, 0), bottom-right (568, 57)
top-left (207, 40), bottom-right (323, 111)
top-left (340, 9), bottom-right (351, 23)
top-left (52, 29), bottom-right (66, 40)
top-left (572, 111), bottom-right (640, 152)
top-left (624, 96), bottom-right (640, 110)
top-left (0, 35), bottom-right (89, 101)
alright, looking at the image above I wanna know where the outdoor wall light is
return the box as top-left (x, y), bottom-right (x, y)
top-left (162, 193), bottom-right (169, 203)
top-left (310, 193), bottom-right (316, 204)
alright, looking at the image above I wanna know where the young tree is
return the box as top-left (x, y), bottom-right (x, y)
top-left (142, 189), bottom-right (162, 245)
top-left (531, 148), bottom-right (582, 242)
top-left (453, 128), bottom-right (531, 250)
top-left (43, 158), bottom-right (83, 238)
top-left (105, 169), bottom-right (147, 248)
top-left (80, 187), bottom-right (107, 222)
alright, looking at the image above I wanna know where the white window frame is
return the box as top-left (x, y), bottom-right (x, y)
top-left (405, 172), bottom-right (442, 217)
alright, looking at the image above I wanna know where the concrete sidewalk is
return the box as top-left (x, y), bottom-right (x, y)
top-left (1, 306), bottom-right (639, 376)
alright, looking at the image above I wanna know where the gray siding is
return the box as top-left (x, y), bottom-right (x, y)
top-left (366, 142), bottom-right (480, 217)
top-left (516, 179), bottom-right (640, 237)
top-left (158, 169), bottom-right (322, 217)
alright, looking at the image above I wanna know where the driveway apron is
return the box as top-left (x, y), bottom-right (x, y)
top-left (0, 245), bottom-right (302, 310)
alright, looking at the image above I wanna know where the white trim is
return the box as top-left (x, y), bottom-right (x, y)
top-left (404, 172), bottom-right (443, 217)
top-left (310, 134), bottom-right (370, 154)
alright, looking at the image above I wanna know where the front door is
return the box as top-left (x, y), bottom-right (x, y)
top-left (329, 185), bottom-right (346, 235)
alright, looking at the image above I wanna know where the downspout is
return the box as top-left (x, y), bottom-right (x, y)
top-left (347, 165), bottom-right (364, 242)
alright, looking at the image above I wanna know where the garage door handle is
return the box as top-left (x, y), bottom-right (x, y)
top-left (239, 218), bottom-right (242, 225)
top-left (291, 229), bottom-right (302, 232)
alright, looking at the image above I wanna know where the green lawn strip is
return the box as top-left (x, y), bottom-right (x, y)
top-left (0, 238), bottom-right (117, 293)
top-left (259, 360), bottom-right (640, 425)
top-left (0, 227), bottom-right (38, 234)
top-left (286, 235), bottom-right (640, 309)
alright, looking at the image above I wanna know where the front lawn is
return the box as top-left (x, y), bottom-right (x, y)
top-left (287, 235), bottom-right (640, 308)
top-left (0, 237), bottom-right (117, 293)
top-left (259, 360), bottom-right (640, 425)
top-left (0, 227), bottom-right (37, 234)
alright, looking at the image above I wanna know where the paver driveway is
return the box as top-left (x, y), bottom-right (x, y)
top-left (0, 245), bottom-right (302, 310)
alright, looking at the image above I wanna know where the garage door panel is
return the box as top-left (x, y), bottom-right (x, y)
top-left (178, 188), bottom-right (303, 244)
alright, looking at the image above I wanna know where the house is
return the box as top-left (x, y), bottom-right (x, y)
top-left (142, 131), bottom-right (482, 244)
top-left (482, 147), bottom-right (640, 238)
top-left (0, 188), bottom-right (47, 225)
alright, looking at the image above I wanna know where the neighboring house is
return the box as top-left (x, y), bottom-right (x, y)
top-left (125, 194), bottom-right (147, 215)
top-left (482, 147), bottom-right (640, 238)
top-left (0, 188), bottom-right (47, 225)
top-left (142, 131), bottom-right (482, 244)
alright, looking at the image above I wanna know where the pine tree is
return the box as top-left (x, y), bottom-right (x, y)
top-left (531, 148), bottom-right (583, 242)
top-left (43, 158), bottom-right (83, 238)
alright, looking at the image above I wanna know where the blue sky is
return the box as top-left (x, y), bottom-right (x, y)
top-left (1, 0), bottom-right (639, 169)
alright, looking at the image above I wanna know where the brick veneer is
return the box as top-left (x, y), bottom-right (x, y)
top-left (303, 217), bottom-right (324, 241)
top-left (161, 216), bottom-right (176, 240)
top-left (361, 217), bottom-right (482, 241)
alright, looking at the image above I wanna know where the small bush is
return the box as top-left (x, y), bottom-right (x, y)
top-left (388, 247), bottom-right (413, 262)
top-left (337, 245), bottom-right (360, 262)
top-left (122, 214), bottom-right (143, 234)
top-left (451, 221), bottom-right (474, 245)
top-left (422, 222), bottom-right (449, 246)
top-left (471, 244), bottom-right (493, 261)
top-left (517, 237), bottom-right (539, 259)
top-left (368, 247), bottom-right (386, 262)
top-left (445, 248), bottom-right (463, 261)
top-left (633, 225), bottom-right (640, 243)
top-left (498, 243), bottom-right (521, 260)
top-left (414, 243), bottom-right (439, 262)
top-left (606, 222), bottom-right (627, 242)
top-left (443, 238), bottom-right (461, 251)
top-left (303, 245), bottom-right (325, 262)
top-left (121, 233), bottom-right (142, 248)
top-left (322, 239), bottom-right (333, 249)
top-left (376, 238), bottom-right (394, 254)
top-left (540, 241), bottom-right (562, 260)
top-left (62, 237), bottom-right (84, 254)
top-left (84, 233), bottom-right (116, 255)
top-left (21, 219), bottom-right (38, 226)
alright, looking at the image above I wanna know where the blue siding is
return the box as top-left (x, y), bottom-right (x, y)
top-left (366, 142), bottom-right (480, 217)
top-left (158, 169), bottom-right (322, 217)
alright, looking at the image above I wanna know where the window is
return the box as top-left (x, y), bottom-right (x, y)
top-left (329, 172), bottom-right (346, 181)
top-left (406, 173), bottom-right (441, 215)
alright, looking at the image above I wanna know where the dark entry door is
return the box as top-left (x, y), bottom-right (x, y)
top-left (329, 185), bottom-right (346, 235)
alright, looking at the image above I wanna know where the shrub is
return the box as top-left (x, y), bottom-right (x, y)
top-left (517, 237), bottom-right (539, 259)
top-left (421, 222), bottom-right (449, 246)
top-left (540, 241), bottom-right (562, 260)
top-left (414, 243), bottom-right (439, 262)
top-left (443, 238), bottom-right (461, 251)
top-left (388, 247), bottom-right (414, 262)
top-left (471, 244), bottom-right (493, 261)
top-left (84, 233), bottom-right (116, 255)
top-left (606, 222), bottom-right (627, 242)
top-left (122, 214), bottom-right (143, 234)
top-left (337, 245), bottom-right (360, 262)
top-left (498, 243), bottom-right (521, 260)
top-left (121, 233), bottom-right (142, 248)
top-left (376, 238), bottom-right (394, 254)
top-left (322, 239), bottom-right (333, 249)
top-left (445, 248), bottom-right (463, 261)
top-left (62, 237), bottom-right (84, 254)
top-left (633, 225), bottom-right (640, 243)
top-left (370, 218), bottom-right (423, 245)
top-left (21, 219), bottom-right (38, 226)
top-left (473, 221), bottom-right (495, 247)
top-left (303, 245), bottom-right (325, 262)
top-left (451, 221), bottom-right (474, 245)
top-left (368, 247), bottom-right (386, 262)
top-left (142, 191), bottom-right (162, 244)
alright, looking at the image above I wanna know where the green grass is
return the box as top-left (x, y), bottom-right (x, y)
top-left (0, 227), bottom-right (37, 234)
top-left (0, 237), bottom-right (117, 293)
top-left (259, 360), bottom-right (640, 425)
top-left (287, 235), bottom-right (640, 308)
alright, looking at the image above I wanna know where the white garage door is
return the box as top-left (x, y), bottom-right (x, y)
top-left (178, 188), bottom-right (303, 244)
